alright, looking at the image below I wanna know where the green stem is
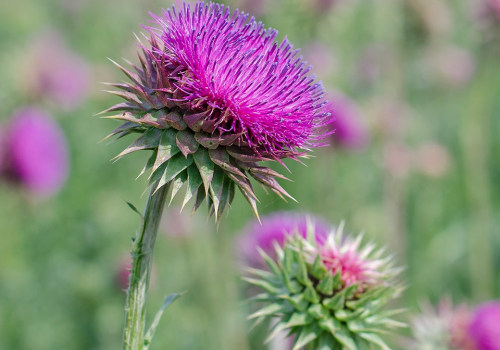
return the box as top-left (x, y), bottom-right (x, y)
top-left (123, 184), bottom-right (169, 350)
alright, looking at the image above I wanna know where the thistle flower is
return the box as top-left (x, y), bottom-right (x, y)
top-left (408, 299), bottom-right (475, 350)
top-left (468, 301), bottom-right (500, 350)
top-left (3, 107), bottom-right (69, 196)
top-left (238, 211), bottom-right (332, 268)
top-left (246, 223), bottom-right (403, 350)
top-left (103, 1), bottom-right (330, 221)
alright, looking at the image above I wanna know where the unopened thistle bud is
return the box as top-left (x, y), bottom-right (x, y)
top-left (245, 222), bottom-right (403, 350)
top-left (102, 1), bottom-right (331, 221)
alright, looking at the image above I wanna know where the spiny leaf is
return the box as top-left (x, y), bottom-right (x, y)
top-left (292, 324), bottom-right (321, 350)
top-left (112, 128), bottom-right (162, 161)
top-left (169, 170), bottom-right (188, 204)
top-left (125, 201), bottom-right (143, 219)
top-left (153, 129), bottom-right (180, 173)
top-left (154, 153), bottom-right (193, 194)
top-left (143, 293), bottom-right (183, 350)
top-left (182, 166), bottom-right (203, 210)
top-left (193, 148), bottom-right (214, 195)
top-left (208, 166), bottom-right (225, 221)
top-left (191, 185), bottom-right (206, 214)
top-left (176, 130), bottom-right (199, 157)
top-left (357, 333), bottom-right (391, 350)
top-left (208, 148), bottom-right (245, 178)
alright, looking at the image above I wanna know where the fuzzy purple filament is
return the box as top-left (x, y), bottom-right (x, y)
top-left (144, 1), bottom-right (329, 158)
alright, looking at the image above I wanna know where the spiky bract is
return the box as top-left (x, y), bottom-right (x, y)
top-left (245, 224), bottom-right (403, 350)
top-left (103, 1), bottom-right (330, 221)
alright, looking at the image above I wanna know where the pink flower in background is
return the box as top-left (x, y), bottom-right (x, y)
top-left (238, 211), bottom-right (332, 267)
top-left (469, 301), bottom-right (500, 350)
top-left (25, 31), bottom-right (90, 109)
top-left (326, 93), bottom-right (369, 151)
top-left (414, 141), bottom-right (451, 178)
top-left (4, 107), bottom-right (69, 196)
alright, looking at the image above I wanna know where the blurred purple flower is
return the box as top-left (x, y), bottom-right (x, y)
top-left (238, 211), bottom-right (332, 268)
top-left (469, 301), bottom-right (500, 350)
top-left (25, 31), bottom-right (90, 110)
top-left (327, 92), bottom-right (369, 151)
top-left (4, 107), bottom-right (69, 196)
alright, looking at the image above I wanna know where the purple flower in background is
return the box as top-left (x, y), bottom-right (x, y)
top-left (469, 301), bottom-right (500, 350)
top-left (25, 31), bottom-right (89, 110)
top-left (238, 211), bottom-right (332, 267)
top-left (4, 107), bottom-right (69, 196)
top-left (326, 92), bottom-right (369, 151)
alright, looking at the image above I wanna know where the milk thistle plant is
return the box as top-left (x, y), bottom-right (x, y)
top-left (245, 223), bottom-right (403, 350)
top-left (102, 1), bottom-right (330, 349)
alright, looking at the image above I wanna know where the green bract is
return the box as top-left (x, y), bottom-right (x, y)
top-left (245, 225), bottom-right (404, 350)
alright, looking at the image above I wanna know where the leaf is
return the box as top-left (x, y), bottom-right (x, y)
top-left (191, 185), bottom-right (206, 214)
top-left (332, 327), bottom-right (357, 350)
top-left (317, 274), bottom-right (335, 296)
top-left (112, 128), bottom-right (162, 161)
top-left (125, 201), bottom-right (143, 219)
top-left (193, 148), bottom-right (214, 195)
top-left (143, 293), bottom-right (183, 350)
top-left (357, 333), bottom-right (391, 350)
top-left (292, 324), bottom-right (321, 350)
top-left (176, 130), bottom-right (199, 157)
top-left (169, 170), bottom-right (188, 204)
top-left (137, 150), bottom-right (157, 179)
top-left (247, 302), bottom-right (289, 319)
top-left (209, 167), bottom-right (225, 220)
top-left (182, 166), bottom-right (202, 210)
top-left (153, 129), bottom-right (180, 173)
top-left (154, 153), bottom-right (193, 194)
top-left (208, 148), bottom-right (245, 177)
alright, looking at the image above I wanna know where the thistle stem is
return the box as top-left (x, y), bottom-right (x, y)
top-left (123, 184), bottom-right (169, 350)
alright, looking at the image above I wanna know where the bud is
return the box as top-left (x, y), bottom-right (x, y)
top-left (245, 223), bottom-right (403, 349)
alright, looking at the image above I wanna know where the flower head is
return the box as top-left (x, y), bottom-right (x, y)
top-left (103, 1), bottom-right (330, 221)
top-left (246, 223), bottom-right (403, 349)
top-left (409, 299), bottom-right (475, 350)
top-left (3, 107), bottom-right (69, 196)
top-left (469, 301), bottom-right (500, 350)
top-left (238, 211), bottom-right (332, 268)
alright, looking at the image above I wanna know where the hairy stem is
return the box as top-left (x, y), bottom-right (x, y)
top-left (123, 184), bottom-right (169, 350)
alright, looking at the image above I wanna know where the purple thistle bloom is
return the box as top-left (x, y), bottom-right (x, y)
top-left (238, 211), bottom-right (332, 267)
top-left (145, 2), bottom-right (329, 157)
top-left (4, 107), bottom-right (69, 196)
top-left (104, 1), bottom-right (332, 220)
top-left (326, 92), bottom-right (369, 151)
top-left (469, 301), bottom-right (500, 350)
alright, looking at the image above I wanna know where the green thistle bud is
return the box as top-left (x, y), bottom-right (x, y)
top-left (245, 223), bottom-right (404, 350)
